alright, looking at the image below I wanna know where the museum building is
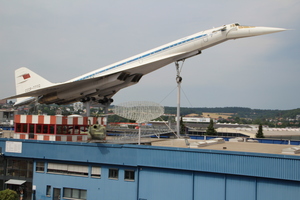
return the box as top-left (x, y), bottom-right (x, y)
top-left (0, 137), bottom-right (299, 200)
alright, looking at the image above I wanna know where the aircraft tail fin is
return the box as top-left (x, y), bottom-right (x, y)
top-left (15, 67), bottom-right (54, 104)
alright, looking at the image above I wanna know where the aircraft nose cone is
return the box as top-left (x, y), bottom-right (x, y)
top-left (249, 27), bottom-right (286, 36)
top-left (226, 26), bottom-right (286, 39)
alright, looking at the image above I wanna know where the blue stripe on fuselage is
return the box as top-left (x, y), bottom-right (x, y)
top-left (76, 33), bottom-right (207, 81)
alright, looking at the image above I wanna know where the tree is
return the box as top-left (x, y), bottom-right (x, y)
top-left (206, 119), bottom-right (217, 135)
top-left (0, 189), bottom-right (18, 200)
top-left (256, 124), bottom-right (265, 138)
top-left (180, 116), bottom-right (186, 135)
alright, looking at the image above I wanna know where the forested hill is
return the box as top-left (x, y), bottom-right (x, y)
top-left (164, 107), bottom-right (300, 120)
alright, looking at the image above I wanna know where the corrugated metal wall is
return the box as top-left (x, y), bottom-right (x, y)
top-left (1, 139), bottom-right (300, 199)
top-left (136, 146), bottom-right (300, 181)
top-left (139, 168), bottom-right (300, 200)
top-left (257, 178), bottom-right (300, 200)
top-left (225, 175), bottom-right (256, 200)
top-left (1, 139), bottom-right (300, 181)
top-left (194, 172), bottom-right (226, 200)
top-left (139, 167), bottom-right (193, 200)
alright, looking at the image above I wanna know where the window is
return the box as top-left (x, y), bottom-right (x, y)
top-left (36, 162), bottom-right (45, 173)
top-left (108, 168), bottom-right (118, 179)
top-left (47, 163), bottom-right (88, 177)
top-left (63, 188), bottom-right (87, 200)
top-left (22, 124), bottom-right (28, 133)
top-left (0, 161), bottom-right (4, 176)
top-left (124, 170), bottom-right (135, 181)
top-left (36, 125), bottom-right (42, 133)
top-left (43, 125), bottom-right (49, 133)
top-left (6, 159), bottom-right (33, 178)
top-left (47, 163), bottom-right (67, 174)
top-left (56, 125), bottom-right (68, 134)
top-left (49, 125), bottom-right (55, 134)
top-left (16, 124), bottom-right (21, 132)
top-left (46, 185), bottom-right (51, 196)
top-left (91, 166), bottom-right (101, 178)
top-left (29, 124), bottom-right (34, 133)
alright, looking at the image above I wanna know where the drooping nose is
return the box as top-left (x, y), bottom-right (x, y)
top-left (249, 27), bottom-right (286, 36)
top-left (227, 26), bottom-right (286, 39)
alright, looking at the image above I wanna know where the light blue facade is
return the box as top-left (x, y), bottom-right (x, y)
top-left (34, 163), bottom-right (138, 199)
top-left (0, 138), bottom-right (300, 200)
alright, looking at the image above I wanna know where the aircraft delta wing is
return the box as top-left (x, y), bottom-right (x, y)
top-left (3, 23), bottom-right (285, 107)
top-left (7, 51), bottom-right (195, 106)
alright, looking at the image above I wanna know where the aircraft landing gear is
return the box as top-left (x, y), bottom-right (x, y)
top-left (81, 97), bottom-right (114, 117)
top-left (98, 98), bottom-right (113, 104)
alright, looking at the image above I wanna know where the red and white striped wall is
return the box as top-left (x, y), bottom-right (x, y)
top-left (13, 115), bottom-right (105, 142)
top-left (14, 115), bottom-right (106, 125)
top-left (14, 133), bottom-right (90, 142)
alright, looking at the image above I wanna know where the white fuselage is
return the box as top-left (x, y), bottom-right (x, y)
top-left (69, 25), bottom-right (227, 83)
top-left (8, 23), bottom-right (285, 106)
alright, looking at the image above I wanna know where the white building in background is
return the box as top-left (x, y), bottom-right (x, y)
top-left (181, 117), bottom-right (216, 123)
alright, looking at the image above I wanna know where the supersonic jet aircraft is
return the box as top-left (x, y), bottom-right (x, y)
top-left (3, 23), bottom-right (285, 107)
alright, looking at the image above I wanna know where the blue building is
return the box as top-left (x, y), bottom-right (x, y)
top-left (0, 138), bottom-right (300, 200)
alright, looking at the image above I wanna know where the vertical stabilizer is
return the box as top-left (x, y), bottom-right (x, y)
top-left (15, 67), bottom-right (54, 104)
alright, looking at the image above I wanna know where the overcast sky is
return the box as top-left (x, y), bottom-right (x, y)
top-left (0, 0), bottom-right (299, 110)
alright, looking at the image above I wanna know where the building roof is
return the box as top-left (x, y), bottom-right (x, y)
top-left (1, 137), bottom-right (300, 182)
top-left (151, 138), bottom-right (300, 156)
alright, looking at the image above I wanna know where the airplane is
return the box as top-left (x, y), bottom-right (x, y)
top-left (3, 23), bottom-right (285, 109)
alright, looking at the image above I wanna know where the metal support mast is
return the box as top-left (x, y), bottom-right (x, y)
top-left (138, 123), bottom-right (141, 145)
top-left (84, 101), bottom-right (91, 117)
top-left (175, 60), bottom-right (184, 138)
top-left (103, 105), bottom-right (108, 126)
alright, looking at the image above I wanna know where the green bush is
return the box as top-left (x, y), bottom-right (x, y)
top-left (0, 189), bottom-right (18, 200)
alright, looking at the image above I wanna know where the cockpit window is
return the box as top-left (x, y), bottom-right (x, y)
top-left (230, 23), bottom-right (240, 28)
top-left (230, 23), bottom-right (255, 29)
